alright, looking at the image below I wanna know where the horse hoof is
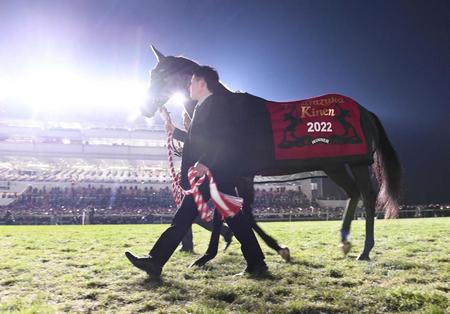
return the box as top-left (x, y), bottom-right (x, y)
top-left (190, 255), bottom-right (214, 268)
top-left (223, 240), bottom-right (232, 252)
top-left (340, 241), bottom-right (352, 255)
top-left (189, 258), bottom-right (207, 268)
top-left (189, 260), bottom-right (205, 268)
top-left (357, 254), bottom-right (370, 261)
top-left (278, 247), bottom-right (291, 262)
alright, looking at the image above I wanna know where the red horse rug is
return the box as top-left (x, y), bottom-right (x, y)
top-left (266, 94), bottom-right (369, 161)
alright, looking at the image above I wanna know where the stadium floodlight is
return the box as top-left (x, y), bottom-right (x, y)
top-left (5, 65), bottom-right (148, 115)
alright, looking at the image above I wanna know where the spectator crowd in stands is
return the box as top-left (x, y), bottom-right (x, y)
top-left (1, 184), bottom-right (449, 225)
top-left (1, 184), bottom-right (176, 224)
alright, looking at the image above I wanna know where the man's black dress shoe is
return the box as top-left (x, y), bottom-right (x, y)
top-left (234, 261), bottom-right (268, 277)
top-left (125, 251), bottom-right (162, 277)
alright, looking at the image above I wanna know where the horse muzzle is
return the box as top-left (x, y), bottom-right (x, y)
top-left (141, 97), bottom-right (166, 118)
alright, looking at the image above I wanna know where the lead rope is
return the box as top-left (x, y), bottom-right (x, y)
top-left (166, 130), bottom-right (242, 222)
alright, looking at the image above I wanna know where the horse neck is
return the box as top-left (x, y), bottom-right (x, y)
top-left (215, 82), bottom-right (234, 95)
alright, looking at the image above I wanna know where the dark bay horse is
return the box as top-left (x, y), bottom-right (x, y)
top-left (143, 45), bottom-right (401, 261)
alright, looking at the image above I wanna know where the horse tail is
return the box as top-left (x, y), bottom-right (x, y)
top-left (371, 113), bottom-right (402, 218)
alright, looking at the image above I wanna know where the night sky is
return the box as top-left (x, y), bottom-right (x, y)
top-left (0, 0), bottom-right (449, 203)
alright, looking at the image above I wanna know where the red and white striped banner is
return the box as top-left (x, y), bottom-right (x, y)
top-left (166, 130), bottom-right (242, 222)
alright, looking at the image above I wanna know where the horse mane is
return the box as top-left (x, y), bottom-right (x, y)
top-left (161, 56), bottom-right (200, 76)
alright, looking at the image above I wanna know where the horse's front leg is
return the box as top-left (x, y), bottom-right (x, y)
top-left (324, 167), bottom-right (359, 256)
top-left (190, 209), bottom-right (221, 267)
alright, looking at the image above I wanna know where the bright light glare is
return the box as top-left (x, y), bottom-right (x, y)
top-left (126, 108), bottom-right (142, 123)
top-left (3, 67), bottom-right (148, 114)
top-left (0, 75), bottom-right (16, 102)
top-left (168, 92), bottom-right (187, 107)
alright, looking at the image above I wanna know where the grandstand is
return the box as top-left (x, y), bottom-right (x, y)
top-left (0, 119), bottom-right (168, 160)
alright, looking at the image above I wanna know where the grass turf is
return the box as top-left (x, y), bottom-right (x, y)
top-left (0, 218), bottom-right (449, 313)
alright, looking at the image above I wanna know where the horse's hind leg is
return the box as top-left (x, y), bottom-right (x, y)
top-left (324, 165), bottom-right (360, 255)
top-left (349, 164), bottom-right (377, 261)
top-left (240, 177), bottom-right (282, 251)
top-left (190, 209), bottom-right (222, 267)
top-left (245, 210), bottom-right (291, 262)
top-left (238, 177), bottom-right (290, 262)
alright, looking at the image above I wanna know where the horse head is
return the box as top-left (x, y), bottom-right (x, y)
top-left (141, 45), bottom-right (200, 117)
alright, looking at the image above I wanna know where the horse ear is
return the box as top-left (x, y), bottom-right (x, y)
top-left (151, 45), bottom-right (165, 62)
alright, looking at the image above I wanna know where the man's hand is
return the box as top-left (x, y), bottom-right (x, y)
top-left (159, 107), bottom-right (171, 123)
top-left (193, 162), bottom-right (208, 177)
top-left (159, 107), bottom-right (175, 133)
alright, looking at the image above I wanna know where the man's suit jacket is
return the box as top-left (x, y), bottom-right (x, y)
top-left (178, 94), bottom-right (239, 189)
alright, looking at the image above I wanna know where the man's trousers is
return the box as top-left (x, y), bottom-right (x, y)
top-left (148, 181), bottom-right (265, 268)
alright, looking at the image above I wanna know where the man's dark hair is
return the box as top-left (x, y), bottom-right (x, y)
top-left (192, 66), bottom-right (220, 93)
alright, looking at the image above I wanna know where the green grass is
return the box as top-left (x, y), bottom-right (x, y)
top-left (0, 218), bottom-right (449, 313)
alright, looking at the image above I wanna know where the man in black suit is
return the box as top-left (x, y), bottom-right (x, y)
top-left (164, 105), bottom-right (233, 253)
top-left (126, 66), bottom-right (267, 277)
